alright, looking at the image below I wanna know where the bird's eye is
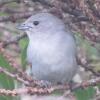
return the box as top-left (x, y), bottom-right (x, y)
top-left (33, 21), bottom-right (39, 26)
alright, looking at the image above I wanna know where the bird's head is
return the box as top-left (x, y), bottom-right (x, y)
top-left (17, 12), bottom-right (65, 38)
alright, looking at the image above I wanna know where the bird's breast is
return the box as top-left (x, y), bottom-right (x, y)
top-left (27, 35), bottom-right (63, 64)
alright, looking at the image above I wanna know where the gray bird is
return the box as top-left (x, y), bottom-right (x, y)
top-left (17, 12), bottom-right (77, 85)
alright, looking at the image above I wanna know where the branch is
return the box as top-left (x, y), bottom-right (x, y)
top-left (0, 87), bottom-right (53, 96)
top-left (0, 66), bottom-right (29, 86)
top-left (0, 0), bottom-right (18, 7)
top-left (32, 0), bottom-right (53, 7)
top-left (0, 44), bottom-right (39, 87)
top-left (0, 77), bottom-right (100, 96)
top-left (77, 58), bottom-right (100, 77)
top-left (0, 7), bottom-right (26, 14)
top-left (0, 65), bottom-right (44, 88)
top-left (3, 33), bottom-right (27, 47)
top-left (87, 0), bottom-right (100, 19)
top-left (32, 0), bottom-right (89, 21)
top-left (0, 12), bottom-right (33, 22)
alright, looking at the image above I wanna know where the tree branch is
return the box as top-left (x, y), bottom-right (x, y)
top-left (0, 12), bottom-right (33, 22)
top-left (3, 33), bottom-right (27, 47)
top-left (0, 76), bottom-right (100, 96)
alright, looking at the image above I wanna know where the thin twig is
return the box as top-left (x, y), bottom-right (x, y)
top-left (0, 77), bottom-right (100, 96)
top-left (3, 33), bottom-right (27, 47)
top-left (0, 12), bottom-right (33, 22)
top-left (0, 66), bottom-right (29, 86)
top-left (0, 0), bottom-right (18, 7)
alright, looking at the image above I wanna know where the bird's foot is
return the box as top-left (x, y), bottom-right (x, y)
top-left (68, 81), bottom-right (78, 91)
top-left (37, 80), bottom-right (52, 88)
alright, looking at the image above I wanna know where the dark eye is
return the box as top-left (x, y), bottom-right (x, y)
top-left (33, 21), bottom-right (39, 26)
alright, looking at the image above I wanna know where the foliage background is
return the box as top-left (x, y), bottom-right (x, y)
top-left (0, 0), bottom-right (100, 100)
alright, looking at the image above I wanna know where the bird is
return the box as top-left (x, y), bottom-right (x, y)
top-left (17, 12), bottom-right (78, 85)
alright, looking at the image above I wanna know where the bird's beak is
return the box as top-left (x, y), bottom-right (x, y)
top-left (16, 23), bottom-right (31, 31)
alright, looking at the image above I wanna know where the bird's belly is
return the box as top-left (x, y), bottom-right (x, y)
top-left (27, 39), bottom-right (77, 83)
top-left (31, 61), bottom-right (77, 83)
top-left (30, 54), bottom-right (77, 83)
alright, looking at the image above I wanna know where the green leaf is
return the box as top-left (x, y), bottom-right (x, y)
top-left (19, 37), bottom-right (29, 70)
top-left (0, 54), bottom-right (14, 100)
top-left (74, 86), bottom-right (95, 100)
top-left (75, 33), bottom-right (99, 59)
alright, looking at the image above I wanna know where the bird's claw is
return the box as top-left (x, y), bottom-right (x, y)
top-left (38, 80), bottom-right (52, 88)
